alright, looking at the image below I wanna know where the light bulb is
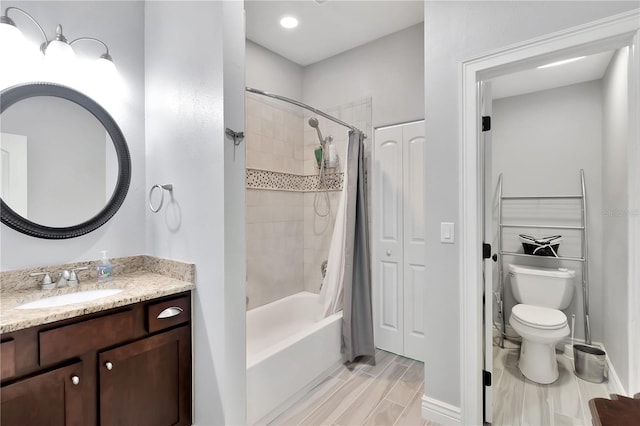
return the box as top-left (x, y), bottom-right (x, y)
top-left (0, 21), bottom-right (28, 88)
top-left (44, 39), bottom-right (75, 64)
top-left (537, 56), bottom-right (586, 69)
top-left (43, 39), bottom-right (76, 86)
top-left (280, 16), bottom-right (299, 29)
top-left (94, 55), bottom-right (117, 80)
top-left (0, 20), bottom-right (22, 42)
top-left (84, 54), bottom-right (124, 109)
top-left (0, 20), bottom-right (24, 57)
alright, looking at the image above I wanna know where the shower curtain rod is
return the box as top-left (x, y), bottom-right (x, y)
top-left (246, 87), bottom-right (366, 138)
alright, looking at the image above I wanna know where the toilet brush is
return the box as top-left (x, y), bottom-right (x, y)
top-left (565, 314), bottom-right (576, 358)
top-left (571, 314), bottom-right (575, 347)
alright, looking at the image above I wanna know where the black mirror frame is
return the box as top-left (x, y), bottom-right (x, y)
top-left (0, 82), bottom-right (131, 239)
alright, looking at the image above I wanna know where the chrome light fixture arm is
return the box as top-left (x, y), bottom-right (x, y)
top-left (1, 6), bottom-right (50, 50)
top-left (1, 7), bottom-right (116, 65)
top-left (70, 36), bottom-right (112, 61)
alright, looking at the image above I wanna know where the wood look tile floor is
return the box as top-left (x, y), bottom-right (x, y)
top-left (267, 349), bottom-right (439, 426)
top-left (492, 336), bottom-right (614, 425)
top-left (264, 341), bottom-right (613, 426)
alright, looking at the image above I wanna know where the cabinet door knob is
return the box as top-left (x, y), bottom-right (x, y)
top-left (71, 375), bottom-right (80, 385)
top-left (157, 306), bottom-right (184, 319)
top-left (105, 361), bottom-right (113, 371)
top-left (386, 250), bottom-right (392, 256)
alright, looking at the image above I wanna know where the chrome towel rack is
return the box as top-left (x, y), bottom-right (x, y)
top-left (496, 170), bottom-right (590, 348)
top-left (148, 184), bottom-right (173, 213)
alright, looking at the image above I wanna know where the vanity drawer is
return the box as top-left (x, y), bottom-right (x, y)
top-left (1, 339), bottom-right (16, 380)
top-left (147, 295), bottom-right (190, 333)
top-left (39, 310), bottom-right (134, 366)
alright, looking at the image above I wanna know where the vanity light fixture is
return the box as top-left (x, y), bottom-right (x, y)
top-left (537, 56), bottom-right (586, 69)
top-left (0, 6), bottom-right (116, 73)
top-left (280, 16), bottom-right (299, 29)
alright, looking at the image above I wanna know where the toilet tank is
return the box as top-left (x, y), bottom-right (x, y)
top-left (508, 264), bottom-right (575, 309)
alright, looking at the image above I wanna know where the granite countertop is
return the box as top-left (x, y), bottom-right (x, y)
top-left (0, 256), bottom-right (195, 334)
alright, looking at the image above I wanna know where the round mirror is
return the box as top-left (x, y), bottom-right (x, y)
top-left (0, 83), bottom-right (131, 239)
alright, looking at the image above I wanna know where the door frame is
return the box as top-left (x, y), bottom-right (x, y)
top-left (459, 10), bottom-right (640, 425)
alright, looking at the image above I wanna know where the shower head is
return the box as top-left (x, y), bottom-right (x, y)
top-left (308, 117), bottom-right (326, 145)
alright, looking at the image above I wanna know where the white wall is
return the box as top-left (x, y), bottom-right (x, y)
top-left (222, 2), bottom-right (248, 422)
top-left (246, 40), bottom-right (303, 100)
top-left (424, 0), bottom-right (638, 409)
top-left (602, 47), bottom-right (630, 392)
top-left (0, 0), bottom-right (145, 271)
top-left (492, 81), bottom-right (604, 344)
top-left (145, 1), bottom-right (232, 424)
top-left (303, 23), bottom-right (423, 128)
top-left (146, 2), bottom-right (246, 423)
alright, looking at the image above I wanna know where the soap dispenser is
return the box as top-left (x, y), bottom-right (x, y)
top-left (97, 250), bottom-right (113, 282)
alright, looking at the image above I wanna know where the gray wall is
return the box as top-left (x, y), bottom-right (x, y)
top-left (492, 81), bottom-right (604, 345)
top-left (0, 0), bottom-right (146, 271)
top-left (602, 47), bottom-right (630, 392)
top-left (303, 23), bottom-right (424, 128)
top-left (145, 2), bottom-right (247, 424)
top-left (424, 0), bottom-right (638, 408)
top-left (246, 40), bottom-right (304, 100)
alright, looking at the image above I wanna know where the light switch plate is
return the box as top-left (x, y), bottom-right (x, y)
top-left (441, 222), bottom-right (455, 243)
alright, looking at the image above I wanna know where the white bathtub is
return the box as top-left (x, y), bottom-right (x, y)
top-left (246, 291), bottom-right (343, 425)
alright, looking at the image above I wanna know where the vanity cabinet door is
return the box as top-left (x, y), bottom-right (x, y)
top-left (0, 361), bottom-right (84, 426)
top-left (98, 325), bottom-right (191, 426)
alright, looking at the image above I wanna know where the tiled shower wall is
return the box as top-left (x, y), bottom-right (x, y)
top-left (302, 100), bottom-right (372, 294)
top-left (246, 93), bottom-right (372, 309)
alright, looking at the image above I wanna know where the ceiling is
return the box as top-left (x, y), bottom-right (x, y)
top-left (244, 0), bottom-right (424, 66)
top-left (491, 50), bottom-right (616, 99)
top-left (245, 1), bottom-right (614, 98)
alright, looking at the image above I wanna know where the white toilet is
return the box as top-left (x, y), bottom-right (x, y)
top-left (508, 264), bottom-right (575, 384)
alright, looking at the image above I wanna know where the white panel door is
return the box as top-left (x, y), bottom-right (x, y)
top-left (0, 132), bottom-right (28, 217)
top-left (372, 126), bottom-right (404, 355)
top-left (402, 122), bottom-right (426, 362)
top-left (373, 121), bottom-right (425, 361)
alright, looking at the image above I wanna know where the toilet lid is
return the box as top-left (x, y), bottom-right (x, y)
top-left (512, 304), bottom-right (568, 329)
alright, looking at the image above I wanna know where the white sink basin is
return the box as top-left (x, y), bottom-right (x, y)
top-left (16, 288), bottom-right (124, 310)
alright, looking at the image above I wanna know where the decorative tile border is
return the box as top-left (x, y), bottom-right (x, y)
top-left (246, 168), bottom-right (343, 192)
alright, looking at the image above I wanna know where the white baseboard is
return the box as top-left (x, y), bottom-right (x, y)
top-left (421, 395), bottom-right (462, 426)
top-left (604, 348), bottom-right (627, 395)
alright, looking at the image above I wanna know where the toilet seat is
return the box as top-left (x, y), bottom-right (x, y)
top-left (511, 304), bottom-right (567, 330)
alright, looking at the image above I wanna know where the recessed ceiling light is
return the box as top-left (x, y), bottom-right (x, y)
top-left (537, 56), bottom-right (586, 69)
top-left (280, 16), bottom-right (299, 29)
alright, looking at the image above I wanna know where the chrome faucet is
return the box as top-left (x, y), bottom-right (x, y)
top-left (30, 271), bottom-right (54, 290)
top-left (68, 267), bottom-right (89, 286)
top-left (30, 266), bottom-right (88, 290)
top-left (55, 270), bottom-right (71, 287)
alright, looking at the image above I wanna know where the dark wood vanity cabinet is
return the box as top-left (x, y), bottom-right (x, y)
top-left (99, 325), bottom-right (191, 426)
top-left (0, 292), bottom-right (191, 426)
top-left (1, 361), bottom-right (84, 426)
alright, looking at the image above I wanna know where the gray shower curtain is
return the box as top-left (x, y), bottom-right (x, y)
top-left (342, 130), bottom-right (375, 362)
